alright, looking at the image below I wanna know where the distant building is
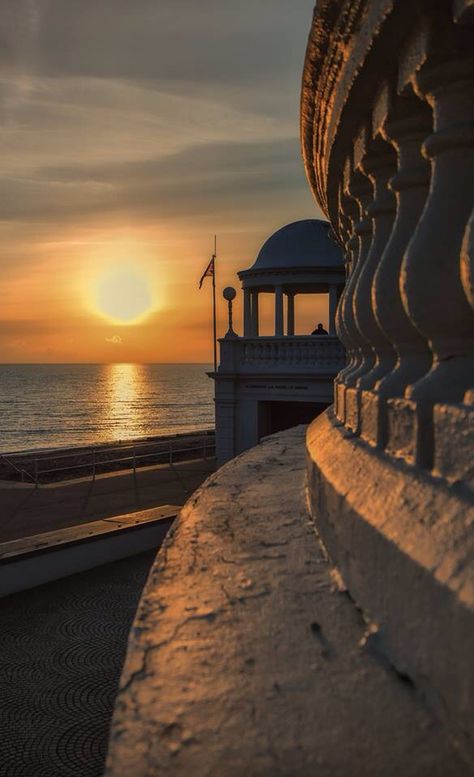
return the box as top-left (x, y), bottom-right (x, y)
top-left (212, 219), bottom-right (345, 463)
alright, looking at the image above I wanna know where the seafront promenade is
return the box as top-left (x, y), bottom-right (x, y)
top-left (0, 457), bottom-right (216, 543)
top-left (0, 551), bottom-right (155, 777)
top-left (0, 456), bottom-right (217, 777)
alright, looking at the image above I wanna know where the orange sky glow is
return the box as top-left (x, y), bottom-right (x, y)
top-left (1, 0), bottom-right (325, 363)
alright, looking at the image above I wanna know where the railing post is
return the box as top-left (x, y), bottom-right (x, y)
top-left (133, 444), bottom-right (136, 475)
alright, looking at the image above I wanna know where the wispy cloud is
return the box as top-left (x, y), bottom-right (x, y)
top-left (0, 0), bottom-right (320, 363)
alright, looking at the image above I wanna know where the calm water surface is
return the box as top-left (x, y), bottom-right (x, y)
top-left (0, 364), bottom-right (214, 452)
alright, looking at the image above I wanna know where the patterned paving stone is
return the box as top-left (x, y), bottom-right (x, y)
top-left (0, 551), bottom-right (155, 777)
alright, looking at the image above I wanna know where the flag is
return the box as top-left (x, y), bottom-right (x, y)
top-left (199, 255), bottom-right (215, 289)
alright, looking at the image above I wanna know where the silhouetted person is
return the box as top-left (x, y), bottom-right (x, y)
top-left (311, 323), bottom-right (328, 335)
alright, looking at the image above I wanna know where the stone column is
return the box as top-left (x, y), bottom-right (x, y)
top-left (243, 288), bottom-right (252, 337)
top-left (287, 293), bottom-right (295, 336)
top-left (275, 286), bottom-right (284, 336)
top-left (251, 291), bottom-right (259, 337)
top-left (328, 285), bottom-right (338, 335)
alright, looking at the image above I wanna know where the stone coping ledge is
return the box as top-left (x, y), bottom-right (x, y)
top-left (0, 506), bottom-right (178, 598)
top-left (0, 505), bottom-right (179, 563)
top-left (307, 410), bottom-right (474, 764)
top-left (106, 427), bottom-right (469, 777)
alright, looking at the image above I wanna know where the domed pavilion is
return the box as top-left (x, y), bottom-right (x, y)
top-left (213, 219), bottom-right (346, 463)
top-left (239, 219), bottom-right (343, 337)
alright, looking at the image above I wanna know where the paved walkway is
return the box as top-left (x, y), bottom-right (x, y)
top-left (0, 459), bottom-right (216, 543)
top-left (0, 551), bottom-right (155, 777)
top-left (107, 428), bottom-right (473, 777)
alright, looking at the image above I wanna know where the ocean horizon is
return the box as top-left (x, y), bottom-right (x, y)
top-left (0, 363), bottom-right (214, 453)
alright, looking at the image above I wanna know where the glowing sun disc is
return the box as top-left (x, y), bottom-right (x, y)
top-left (95, 268), bottom-right (153, 324)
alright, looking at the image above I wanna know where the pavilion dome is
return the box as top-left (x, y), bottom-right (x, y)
top-left (249, 219), bottom-right (342, 271)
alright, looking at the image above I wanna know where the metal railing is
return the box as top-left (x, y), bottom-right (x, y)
top-left (0, 430), bottom-right (215, 487)
top-left (0, 454), bottom-right (39, 485)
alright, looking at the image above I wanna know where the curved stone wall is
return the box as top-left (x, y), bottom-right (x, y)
top-left (302, 0), bottom-right (474, 760)
top-left (106, 428), bottom-right (471, 776)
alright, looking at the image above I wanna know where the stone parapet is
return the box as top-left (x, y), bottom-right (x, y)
top-left (302, 0), bottom-right (474, 478)
top-left (307, 409), bottom-right (474, 762)
top-left (302, 5), bottom-right (474, 758)
top-left (106, 428), bottom-right (472, 776)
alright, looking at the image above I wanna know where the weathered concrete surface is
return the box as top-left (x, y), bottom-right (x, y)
top-left (307, 409), bottom-right (474, 765)
top-left (106, 427), bottom-right (471, 777)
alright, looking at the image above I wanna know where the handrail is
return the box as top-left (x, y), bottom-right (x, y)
top-left (0, 454), bottom-right (38, 486)
top-left (0, 428), bottom-right (215, 462)
top-left (0, 431), bottom-right (215, 486)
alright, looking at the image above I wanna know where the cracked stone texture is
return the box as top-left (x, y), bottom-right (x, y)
top-left (106, 427), bottom-right (472, 777)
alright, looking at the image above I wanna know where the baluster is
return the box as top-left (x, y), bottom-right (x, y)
top-left (461, 207), bottom-right (474, 313)
top-left (335, 153), bottom-right (374, 427)
top-left (341, 128), bottom-right (375, 432)
top-left (365, 83), bottom-right (433, 448)
top-left (401, 50), bottom-right (474, 465)
top-left (374, 84), bottom-right (433, 397)
top-left (354, 138), bottom-right (398, 374)
top-left (334, 173), bottom-right (354, 384)
top-left (334, 170), bottom-right (358, 420)
top-left (461, 208), bottom-right (474, 404)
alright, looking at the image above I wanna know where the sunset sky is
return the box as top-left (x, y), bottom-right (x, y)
top-left (1, 0), bottom-right (325, 363)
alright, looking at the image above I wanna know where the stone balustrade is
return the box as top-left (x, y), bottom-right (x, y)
top-left (302, 0), bottom-right (474, 759)
top-left (302, 0), bottom-right (474, 479)
top-left (103, 5), bottom-right (474, 772)
top-left (106, 428), bottom-right (471, 776)
top-left (219, 335), bottom-right (345, 374)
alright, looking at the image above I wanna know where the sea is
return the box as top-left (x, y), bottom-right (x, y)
top-left (0, 364), bottom-right (214, 453)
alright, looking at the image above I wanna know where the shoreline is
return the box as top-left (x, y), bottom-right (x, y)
top-left (1, 427), bottom-right (215, 457)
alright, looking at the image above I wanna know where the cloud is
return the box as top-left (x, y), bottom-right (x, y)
top-left (0, 0), bottom-right (321, 363)
top-left (18, 0), bottom-right (313, 85)
top-left (105, 335), bottom-right (123, 344)
top-left (0, 137), bottom-right (309, 225)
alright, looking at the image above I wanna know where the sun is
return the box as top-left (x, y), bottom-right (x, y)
top-left (94, 267), bottom-right (154, 324)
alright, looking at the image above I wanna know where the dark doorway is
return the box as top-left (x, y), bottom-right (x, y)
top-left (258, 400), bottom-right (329, 440)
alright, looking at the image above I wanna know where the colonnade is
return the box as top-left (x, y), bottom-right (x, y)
top-left (242, 285), bottom-right (340, 337)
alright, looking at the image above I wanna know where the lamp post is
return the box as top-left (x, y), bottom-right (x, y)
top-left (223, 287), bottom-right (238, 339)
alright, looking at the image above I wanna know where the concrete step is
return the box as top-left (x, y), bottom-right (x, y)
top-left (0, 505), bottom-right (179, 598)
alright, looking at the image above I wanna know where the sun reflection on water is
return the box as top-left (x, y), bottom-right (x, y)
top-left (103, 363), bottom-right (148, 441)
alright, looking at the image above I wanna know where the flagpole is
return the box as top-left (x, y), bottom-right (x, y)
top-left (212, 234), bottom-right (217, 373)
